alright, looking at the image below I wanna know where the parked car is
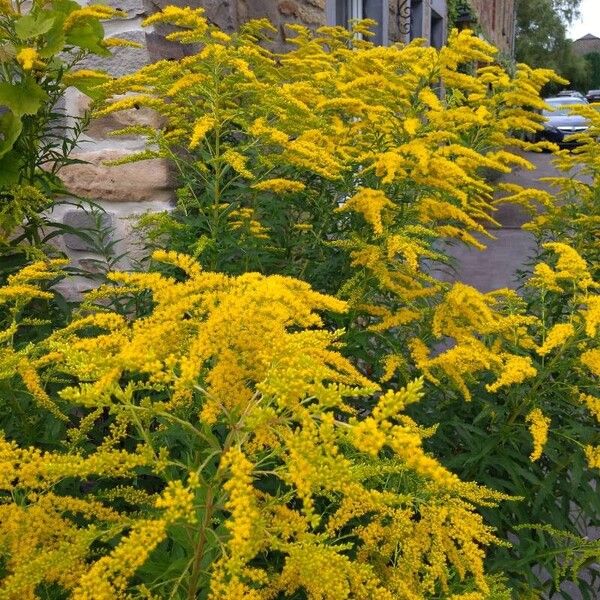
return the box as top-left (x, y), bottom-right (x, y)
top-left (556, 90), bottom-right (586, 99)
top-left (536, 96), bottom-right (589, 146)
top-left (585, 89), bottom-right (600, 102)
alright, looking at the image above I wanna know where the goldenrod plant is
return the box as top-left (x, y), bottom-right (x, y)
top-left (404, 244), bottom-right (600, 594)
top-left (524, 101), bottom-right (600, 276)
top-left (0, 251), bottom-right (514, 599)
top-left (93, 7), bottom-right (600, 595)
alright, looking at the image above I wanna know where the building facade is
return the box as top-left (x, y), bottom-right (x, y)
top-left (197, 1), bottom-right (449, 48)
top-left (573, 33), bottom-right (600, 57)
top-left (468, 0), bottom-right (515, 56)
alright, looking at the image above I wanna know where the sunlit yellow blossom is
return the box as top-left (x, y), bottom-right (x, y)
top-left (525, 408), bottom-right (550, 462)
top-left (16, 47), bottom-right (38, 70)
top-left (536, 323), bottom-right (575, 356)
top-left (338, 188), bottom-right (395, 236)
top-left (222, 148), bottom-right (253, 179)
top-left (584, 445), bottom-right (600, 469)
top-left (581, 349), bottom-right (600, 377)
top-left (63, 5), bottom-right (123, 31)
top-left (404, 117), bottom-right (421, 136)
top-left (580, 393), bottom-right (600, 423)
top-left (486, 355), bottom-right (537, 393)
top-left (168, 73), bottom-right (206, 95)
top-left (102, 37), bottom-right (144, 48)
top-left (252, 178), bottom-right (305, 194)
top-left (18, 359), bottom-right (69, 422)
top-left (583, 296), bottom-right (600, 337)
top-left (189, 115), bottom-right (216, 149)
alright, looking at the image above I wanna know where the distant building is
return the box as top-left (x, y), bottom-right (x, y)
top-left (187, 1), bottom-right (450, 49)
top-left (462, 0), bottom-right (516, 56)
top-left (280, 1), bottom-right (450, 48)
top-left (573, 33), bottom-right (600, 56)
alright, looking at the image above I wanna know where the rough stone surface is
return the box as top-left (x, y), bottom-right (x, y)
top-left (104, 0), bottom-right (148, 17)
top-left (78, 30), bottom-right (150, 77)
top-left (149, 0), bottom-right (238, 31)
top-left (145, 30), bottom-right (195, 61)
top-left (278, 1), bottom-right (299, 17)
top-left (59, 149), bottom-right (175, 203)
top-left (63, 210), bottom-right (114, 251)
top-left (238, 0), bottom-right (325, 48)
top-left (69, 90), bottom-right (165, 140)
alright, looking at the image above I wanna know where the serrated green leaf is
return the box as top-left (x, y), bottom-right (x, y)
top-left (0, 77), bottom-right (48, 117)
top-left (39, 13), bottom-right (67, 58)
top-left (0, 113), bottom-right (22, 159)
top-left (65, 19), bottom-right (110, 56)
top-left (14, 12), bottom-right (56, 40)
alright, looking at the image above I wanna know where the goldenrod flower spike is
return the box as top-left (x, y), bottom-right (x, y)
top-left (16, 47), bottom-right (38, 70)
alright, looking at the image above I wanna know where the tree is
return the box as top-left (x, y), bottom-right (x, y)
top-left (584, 52), bottom-right (600, 90)
top-left (516, 0), bottom-right (588, 91)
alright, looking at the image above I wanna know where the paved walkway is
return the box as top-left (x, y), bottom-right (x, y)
top-left (435, 150), bottom-right (587, 292)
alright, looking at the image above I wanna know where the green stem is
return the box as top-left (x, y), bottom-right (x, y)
top-left (186, 485), bottom-right (215, 600)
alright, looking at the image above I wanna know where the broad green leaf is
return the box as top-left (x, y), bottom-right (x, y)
top-left (65, 19), bottom-right (110, 56)
top-left (0, 113), bottom-right (22, 159)
top-left (39, 14), bottom-right (67, 58)
top-left (68, 72), bottom-right (110, 100)
top-left (0, 77), bottom-right (48, 116)
top-left (14, 12), bottom-right (56, 40)
top-left (51, 0), bottom-right (81, 16)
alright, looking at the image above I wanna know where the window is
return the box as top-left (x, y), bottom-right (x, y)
top-left (327, 0), bottom-right (389, 45)
top-left (430, 9), bottom-right (444, 48)
top-left (410, 0), bottom-right (423, 40)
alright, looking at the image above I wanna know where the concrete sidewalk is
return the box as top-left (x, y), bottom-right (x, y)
top-left (434, 150), bottom-right (586, 293)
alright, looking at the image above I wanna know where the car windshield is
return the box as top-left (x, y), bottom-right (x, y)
top-left (543, 98), bottom-right (586, 116)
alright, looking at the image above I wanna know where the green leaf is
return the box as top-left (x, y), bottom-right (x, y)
top-left (65, 19), bottom-right (110, 56)
top-left (15, 12), bottom-right (56, 40)
top-left (0, 77), bottom-right (49, 117)
top-left (51, 0), bottom-right (81, 16)
top-left (69, 72), bottom-right (110, 100)
top-left (0, 113), bottom-right (22, 159)
top-left (39, 15), bottom-right (67, 58)
top-left (0, 151), bottom-right (21, 185)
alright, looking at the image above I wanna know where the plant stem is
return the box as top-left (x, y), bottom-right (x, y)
top-left (187, 485), bottom-right (215, 600)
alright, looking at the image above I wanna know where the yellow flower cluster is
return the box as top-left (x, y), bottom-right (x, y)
top-left (96, 6), bottom-right (561, 308)
top-left (0, 254), bottom-right (511, 598)
top-left (338, 187), bottom-right (396, 236)
top-left (63, 5), bottom-right (124, 31)
top-left (16, 47), bottom-right (38, 70)
top-left (526, 408), bottom-right (551, 462)
top-left (584, 445), bottom-right (600, 469)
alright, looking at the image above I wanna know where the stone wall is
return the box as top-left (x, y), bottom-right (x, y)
top-left (469, 0), bottom-right (515, 56)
